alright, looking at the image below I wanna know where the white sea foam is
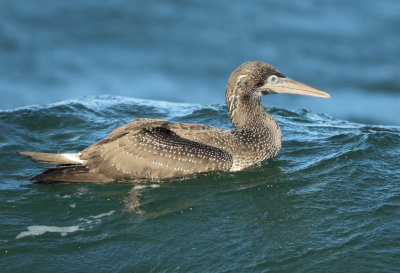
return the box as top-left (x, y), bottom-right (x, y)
top-left (89, 210), bottom-right (116, 219)
top-left (16, 225), bottom-right (81, 239)
top-left (16, 210), bottom-right (116, 239)
top-left (133, 184), bottom-right (160, 190)
top-left (69, 135), bottom-right (81, 141)
top-left (7, 95), bottom-right (205, 120)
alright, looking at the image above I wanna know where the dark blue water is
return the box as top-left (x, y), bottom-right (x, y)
top-left (1, 0), bottom-right (400, 272)
top-left (1, 97), bottom-right (400, 272)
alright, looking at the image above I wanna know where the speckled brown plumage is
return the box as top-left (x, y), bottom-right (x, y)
top-left (20, 61), bottom-right (329, 183)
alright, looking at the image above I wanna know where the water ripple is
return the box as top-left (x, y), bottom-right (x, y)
top-left (1, 96), bottom-right (399, 272)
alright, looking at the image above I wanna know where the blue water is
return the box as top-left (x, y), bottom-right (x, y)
top-left (1, 97), bottom-right (400, 272)
top-left (1, 0), bottom-right (400, 124)
top-left (1, 0), bottom-right (400, 272)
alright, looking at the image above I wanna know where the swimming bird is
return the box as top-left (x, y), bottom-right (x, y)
top-left (20, 61), bottom-right (330, 183)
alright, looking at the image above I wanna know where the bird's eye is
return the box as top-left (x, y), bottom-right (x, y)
top-left (268, 75), bottom-right (279, 84)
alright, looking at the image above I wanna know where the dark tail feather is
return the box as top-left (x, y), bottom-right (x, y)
top-left (31, 165), bottom-right (112, 183)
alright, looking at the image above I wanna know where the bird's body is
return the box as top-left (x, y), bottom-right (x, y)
top-left (21, 61), bottom-right (329, 183)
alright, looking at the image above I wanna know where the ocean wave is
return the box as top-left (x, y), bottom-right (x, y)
top-left (1, 95), bottom-right (399, 188)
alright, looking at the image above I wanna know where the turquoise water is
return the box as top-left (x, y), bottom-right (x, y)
top-left (1, 97), bottom-right (399, 272)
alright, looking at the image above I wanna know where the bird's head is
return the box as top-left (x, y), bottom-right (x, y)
top-left (225, 61), bottom-right (330, 117)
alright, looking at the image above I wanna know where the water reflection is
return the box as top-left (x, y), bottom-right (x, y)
top-left (122, 162), bottom-right (285, 216)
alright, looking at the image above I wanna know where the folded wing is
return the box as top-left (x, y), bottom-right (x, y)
top-left (80, 119), bottom-right (233, 182)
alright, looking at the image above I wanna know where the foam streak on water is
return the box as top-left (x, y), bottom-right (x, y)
top-left (16, 225), bottom-right (81, 239)
top-left (1, 96), bottom-right (399, 272)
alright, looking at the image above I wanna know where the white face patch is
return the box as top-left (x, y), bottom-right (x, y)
top-left (237, 75), bottom-right (248, 85)
top-left (228, 75), bottom-right (248, 114)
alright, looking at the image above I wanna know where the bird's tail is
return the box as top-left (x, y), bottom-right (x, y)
top-left (29, 165), bottom-right (112, 183)
top-left (19, 152), bottom-right (111, 183)
top-left (19, 152), bottom-right (84, 165)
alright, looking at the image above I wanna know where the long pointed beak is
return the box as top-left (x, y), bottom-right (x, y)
top-left (262, 78), bottom-right (330, 98)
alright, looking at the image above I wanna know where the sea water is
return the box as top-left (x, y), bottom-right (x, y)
top-left (1, 97), bottom-right (399, 272)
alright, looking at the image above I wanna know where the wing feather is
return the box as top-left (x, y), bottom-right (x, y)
top-left (81, 120), bottom-right (233, 182)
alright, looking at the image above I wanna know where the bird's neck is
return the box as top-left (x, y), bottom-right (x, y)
top-left (228, 97), bottom-right (279, 132)
top-left (226, 97), bottom-right (282, 170)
